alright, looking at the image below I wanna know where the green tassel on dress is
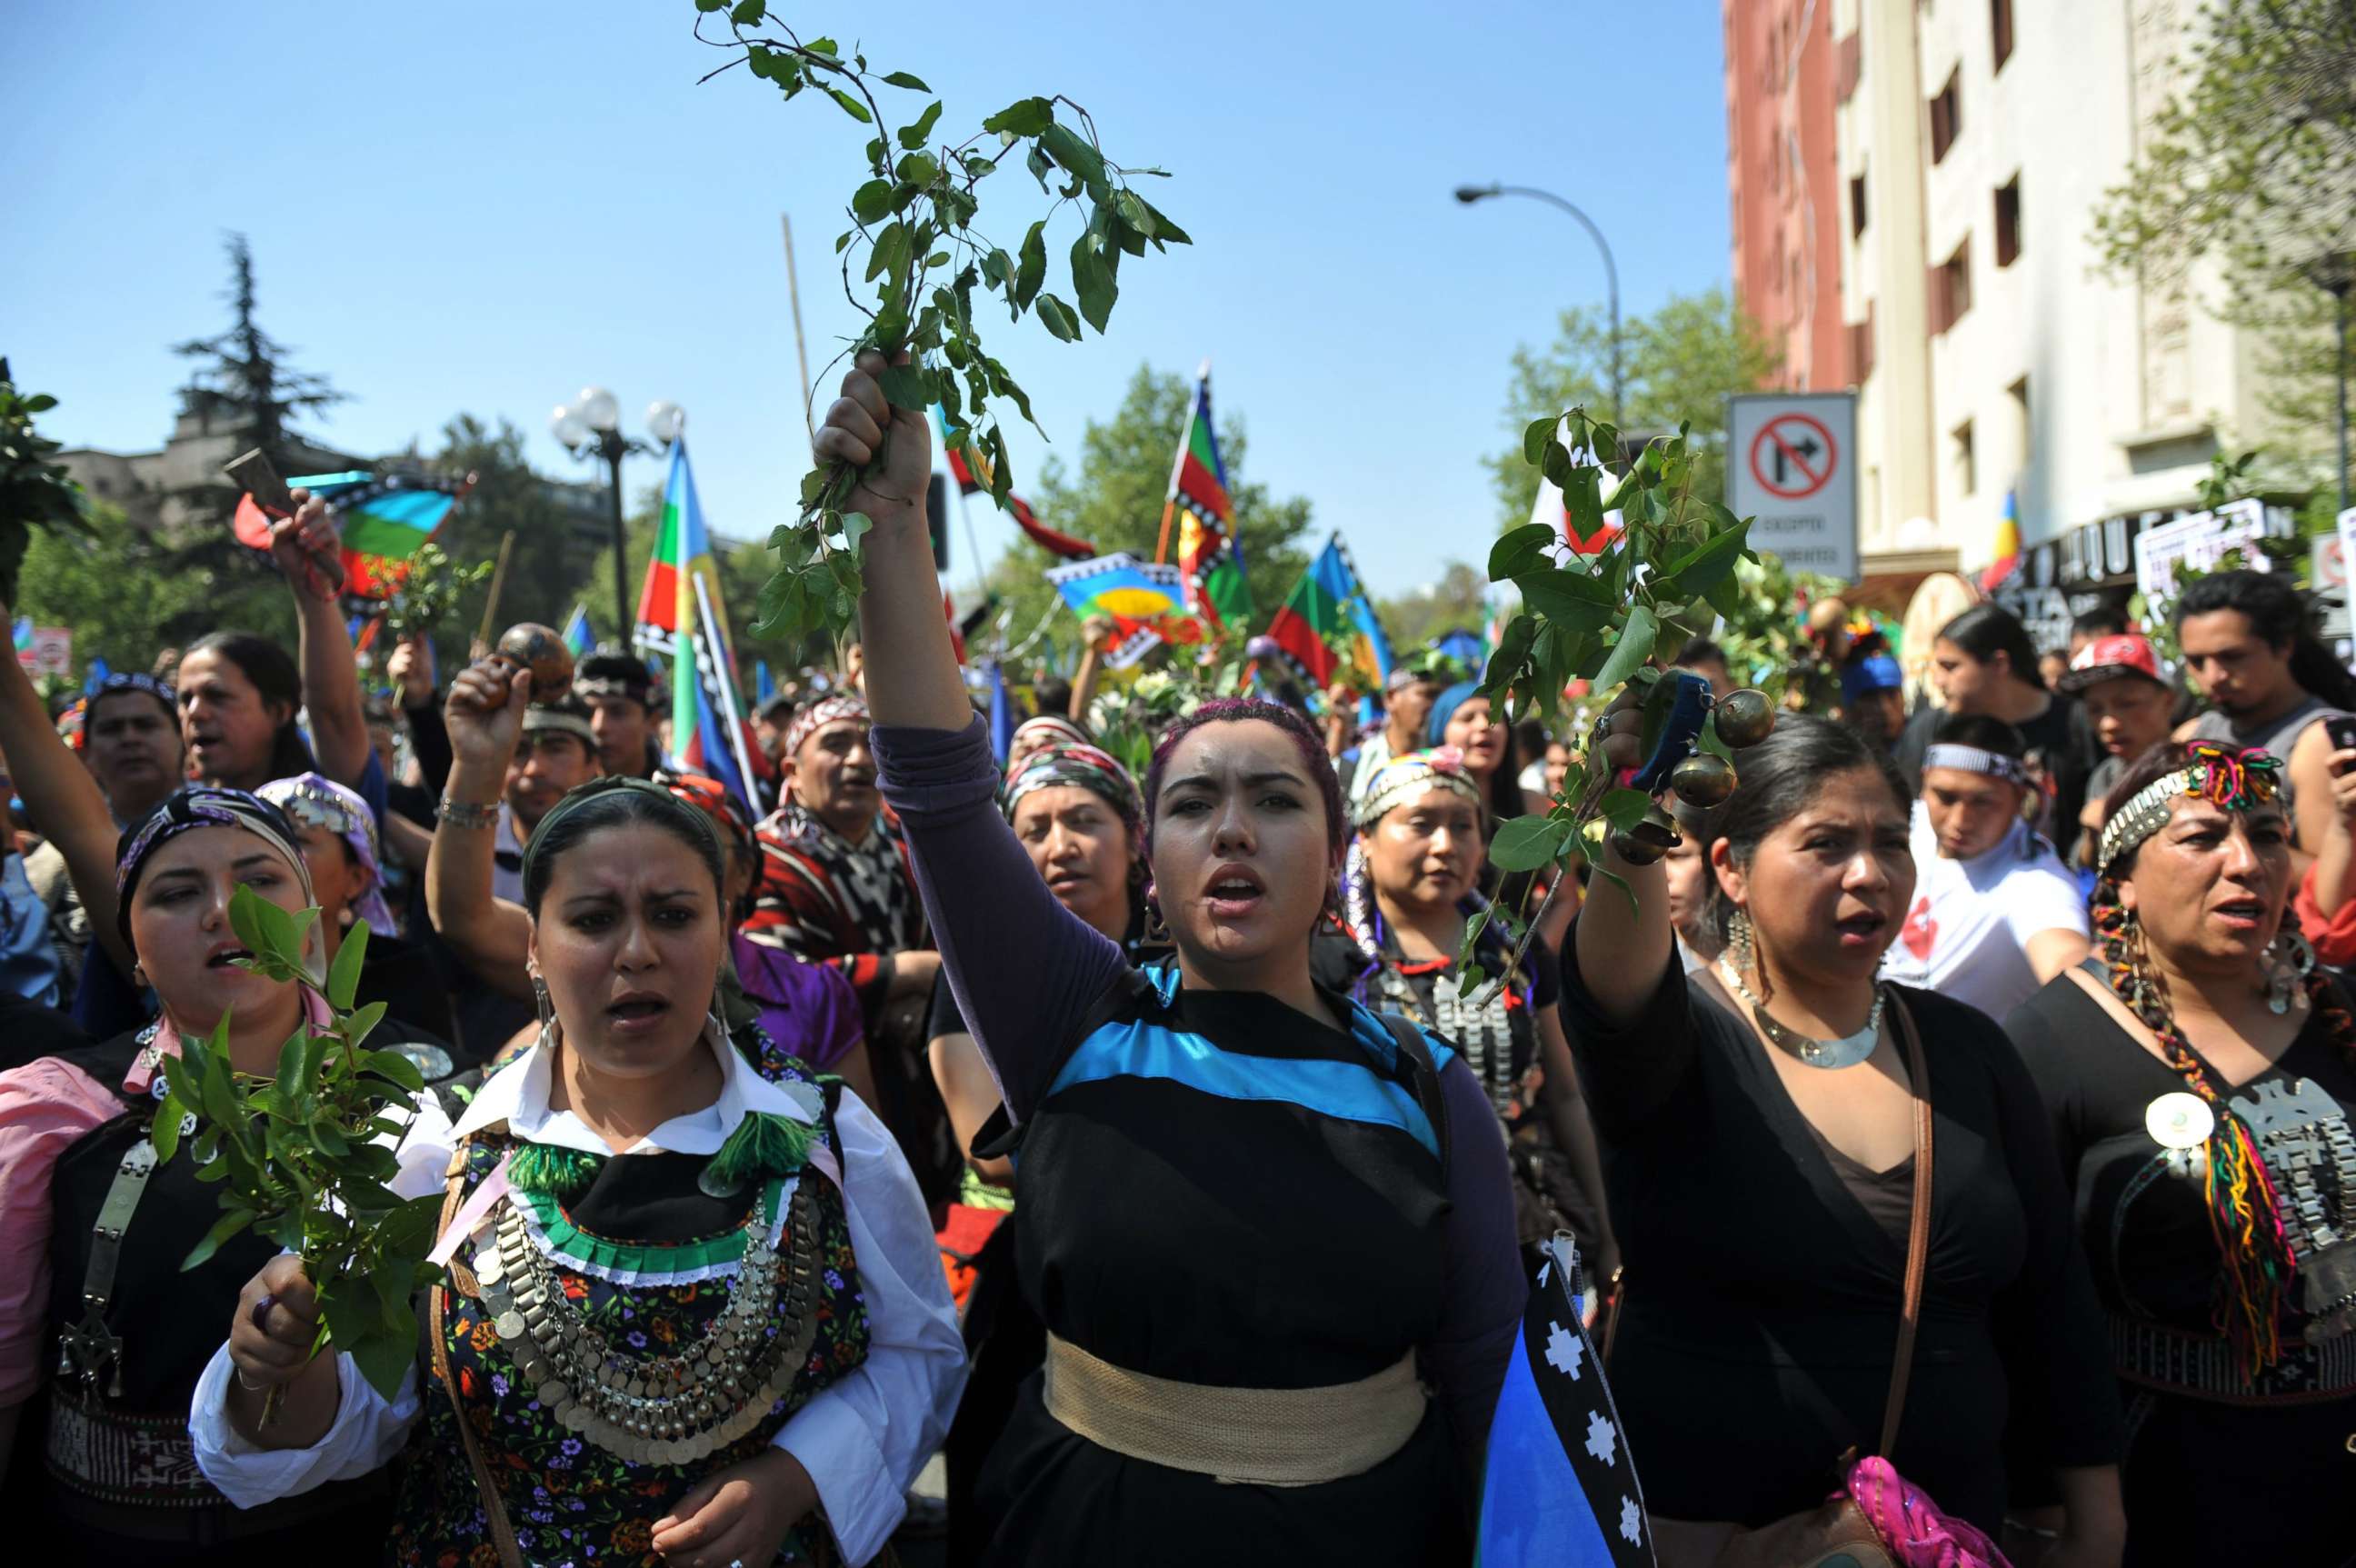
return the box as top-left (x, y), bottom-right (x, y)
top-left (704, 1111), bottom-right (816, 1194)
top-left (507, 1143), bottom-right (604, 1203)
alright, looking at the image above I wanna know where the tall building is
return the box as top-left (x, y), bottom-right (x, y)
top-left (1732, 1), bottom-right (2290, 635)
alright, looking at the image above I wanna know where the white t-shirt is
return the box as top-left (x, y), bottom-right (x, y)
top-left (1879, 804), bottom-right (2089, 1019)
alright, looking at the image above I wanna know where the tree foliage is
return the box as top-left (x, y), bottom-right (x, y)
top-left (686, 4), bottom-right (1192, 644)
top-left (0, 357), bottom-right (93, 611)
top-left (16, 498), bottom-right (294, 664)
top-left (1376, 560), bottom-right (1489, 654)
top-left (2088, 0), bottom-right (2356, 465)
top-left (1484, 287), bottom-right (1780, 528)
top-left (970, 365), bottom-right (1313, 668)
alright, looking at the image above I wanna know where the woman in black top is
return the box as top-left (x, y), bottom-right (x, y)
top-left (2006, 741), bottom-right (2356, 1565)
top-left (1564, 707), bottom-right (2124, 1558)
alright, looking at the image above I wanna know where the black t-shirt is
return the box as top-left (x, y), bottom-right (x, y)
top-left (0, 991), bottom-right (90, 1072)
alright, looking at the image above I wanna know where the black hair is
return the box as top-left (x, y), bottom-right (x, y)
top-left (2173, 570), bottom-right (2356, 713)
top-left (185, 631), bottom-right (313, 782)
top-left (1929, 712), bottom-right (2026, 759)
top-left (1935, 603), bottom-right (2046, 692)
top-left (88, 684), bottom-right (181, 732)
top-left (1511, 716), bottom-right (1549, 769)
top-left (520, 782), bottom-right (724, 919)
top-left (1034, 676), bottom-right (1074, 719)
top-left (1698, 714), bottom-right (1912, 950)
top-left (2071, 606), bottom-right (2127, 639)
top-left (1674, 636), bottom-right (1728, 668)
top-left (756, 693), bottom-right (798, 727)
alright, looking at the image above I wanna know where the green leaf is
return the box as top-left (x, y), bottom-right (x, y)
top-left (896, 152), bottom-right (939, 186)
top-left (180, 1208), bottom-right (255, 1272)
top-left (898, 100), bottom-right (943, 150)
top-left (1133, 197), bottom-right (1190, 245)
top-left (1034, 294), bottom-right (1082, 342)
top-left (1014, 222), bottom-right (1047, 309)
top-left (360, 1049), bottom-right (426, 1096)
top-left (326, 919), bottom-right (369, 1012)
top-left (840, 511), bottom-right (874, 554)
top-left (1599, 787), bottom-right (1653, 833)
top-left (1488, 524), bottom-right (1557, 582)
top-left (153, 1094), bottom-right (185, 1163)
top-left (1512, 569), bottom-right (1615, 633)
top-left (1114, 190), bottom-right (1155, 238)
top-left (229, 886), bottom-right (299, 969)
top-left (1070, 233), bottom-right (1116, 332)
top-left (1040, 123), bottom-right (1108, 196)
top-left (983, 97), bottom-right (1053, 137)
top-left (1489, 814), bottom-right (1571, 872)
top-left (1523, 416), bottom-right (1561, 466)
top-left (851, 179), bottom-right (894, 223)
top-left (728, 0), bottom-right (764, 19)
top-left (879, 69), bottom-right (930, 90)
top-left (345, 1000), bottom-right (388, 1049)
top-left (344, 1324), bottom-right (417, 1403)
top-left (1659, 518), bottom-right (1752, 596)
top-left (1592, 604), bottom-right (1659, 694)
top-left (825, 86), bottom-right (872, 123)
top-left (1592, 864), bottom-right (1638, 915)
top-left (876, 363), bottom-right (931, 411)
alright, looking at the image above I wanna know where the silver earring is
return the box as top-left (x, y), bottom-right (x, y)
top-left (1727, 907), bottom-right (1754, 976)
top-left (2266, 929), bottom-right (2316, 1015)
top-left (532, 976), bottom-right (554, 1031)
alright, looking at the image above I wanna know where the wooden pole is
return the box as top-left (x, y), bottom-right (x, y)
top-left (474, 529), bottom-right (517, 648)
top-left (782, 215), bottom-right (816, 444)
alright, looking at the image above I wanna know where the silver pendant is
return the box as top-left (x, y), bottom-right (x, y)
top-left (1718, 961), bottom-right (1882, 1070)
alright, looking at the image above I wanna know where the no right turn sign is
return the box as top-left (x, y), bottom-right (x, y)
top-left (1727, 392), bottom-right (1858, 582)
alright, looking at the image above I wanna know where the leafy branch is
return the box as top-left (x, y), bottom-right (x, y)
top-left (1457, 408), bottom-right (1772, 990)
top-left (687, 3), bottom-right (1190, 643)
top-left (0, 356), bottom-right (95, 610)
top-left (376, 543), bottom-right (495, 644)
top-left (155, 887), bottom-right (443, 1403)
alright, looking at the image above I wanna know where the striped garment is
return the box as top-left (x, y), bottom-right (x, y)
top-left (743, 802), bottom-right (925, 1017)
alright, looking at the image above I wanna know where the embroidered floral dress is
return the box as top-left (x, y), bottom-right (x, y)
top-left (191, 1026), bottom-right (965, 1568)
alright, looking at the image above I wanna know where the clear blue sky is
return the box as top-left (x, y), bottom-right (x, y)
top-left (1, 0), bottom-right (1732, 602)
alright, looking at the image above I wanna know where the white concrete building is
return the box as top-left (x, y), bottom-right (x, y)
top-left (1829, 0), bottom-right (2281, 619)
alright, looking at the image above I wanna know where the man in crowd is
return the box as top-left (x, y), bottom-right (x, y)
top-left (1337, 660), bottom-right (1452, 808)
top-left (1671, 636), bottom-right (1734, 699)
top-left (754, 691), bottom-right (799, 768)
top-left (2059, 631), bottom-right (2178, 868)
top-left (574, 647), bottom-right (663, 779)
top-left (488, 698), bottom-right (603, 905)
top-left (2176, 569), bottom-right (2356, 872)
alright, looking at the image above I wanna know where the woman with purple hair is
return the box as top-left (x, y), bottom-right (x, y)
top-left (817, 350), bottom-right (1522, 1566)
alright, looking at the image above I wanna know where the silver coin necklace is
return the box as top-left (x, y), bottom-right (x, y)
top-left (1716, 959), bottom-right (1884, 1070)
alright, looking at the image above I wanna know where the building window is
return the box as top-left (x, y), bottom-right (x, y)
top-left (1932, 238), bottom-right (1973, 333)
top-left (1992, 0), bottom-right (2015, 70)
top-left (2009, 376), bottom-right (2031, 469)
top-left (1952, 419), bottom-right (1977, 497)
top-left (1994, 176), bottom-right (2022, 265)
top-left (1929, 68), bottom-right (1962, 163)
top-left (1851, 171), bottom-right (1869, 238)
top-left (1848, 300), bottom-right (1877, 383)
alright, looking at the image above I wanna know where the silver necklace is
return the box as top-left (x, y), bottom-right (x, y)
top-left (1716, 959), bottom-right (1884, 1070)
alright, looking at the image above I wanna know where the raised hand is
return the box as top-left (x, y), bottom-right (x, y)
top-left (444, 658), bottom-right (530, 773)
top-left (814, 349), bottom-right (933, 527)
top-left (269, 489), bottom-right (343, 603)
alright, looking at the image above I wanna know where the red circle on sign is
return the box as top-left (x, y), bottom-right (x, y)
top-left (1748, 413), bottom-right (1837, 501)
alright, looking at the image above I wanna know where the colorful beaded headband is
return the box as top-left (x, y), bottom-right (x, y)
top-left (2096, 742), bottom-right (2283, 874)
top-left (783, 694), bottom-right (870, 760)
top-left (1921, 744), bottom-right (2031, 787)
top-left (1353, 746), bottom-right (1481, 829)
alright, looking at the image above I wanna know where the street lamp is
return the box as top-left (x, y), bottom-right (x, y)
top-left (551, 387), bottom-right (682, 638)
top-left (2308, 252), bottom-right (2354, 512)
top-left (1455, 183), bottom-right (1623, 430)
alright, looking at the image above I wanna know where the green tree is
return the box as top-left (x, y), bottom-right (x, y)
top-left (1376, 561), bottom-right (1490, 654)
top-left (2088, 0), bottom-right (2355, 469)
top-left (15, 499), bottom-right (293, 670)
top-left (421, 414), bottom-right (585, 665)
top-left (1483, 287), bottom-right (1780, 528)
top-left (973, 365), bottom-right (1314, 664)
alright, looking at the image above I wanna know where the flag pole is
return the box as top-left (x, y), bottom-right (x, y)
top-left (474, 529), bottom-right (517, 651)
top-left (782, 215), bottom-right (816, 444)
top-left (693, 569), bottom-right (763, 811)
top-left (1152, 360), bottom-right (1209, 565)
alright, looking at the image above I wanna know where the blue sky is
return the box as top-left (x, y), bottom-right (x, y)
top-left (1, 0), bottom-right (1732, 602)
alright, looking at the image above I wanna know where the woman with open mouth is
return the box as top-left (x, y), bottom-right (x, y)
top-left (1567, 704), bottom-right (2125, 1563)
top-left (194, 705), bottom-right (965, 1568)
top-left (2006, 742), bottom-right (2356, 1563)
top-left (823, 351), bottom-right (1522, 1567)
top-left (0, 786), bottom-right (404, 1561)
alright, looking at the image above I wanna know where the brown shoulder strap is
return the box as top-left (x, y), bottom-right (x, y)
top-left (1879, 993), bottom-right (1935, 1460)
top-left (431, 1144), bottom-right (524, 1568)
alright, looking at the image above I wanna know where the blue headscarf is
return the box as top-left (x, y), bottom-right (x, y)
top-left (1424, 680), bottom-right (1484, 748)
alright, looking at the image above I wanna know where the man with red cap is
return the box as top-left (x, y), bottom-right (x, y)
top-left (2058, 632), bottom-right (2179, 867)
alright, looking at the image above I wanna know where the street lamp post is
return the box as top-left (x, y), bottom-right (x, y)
top-left (552, 389), bottom-right (685, 638)
top-left (1454, 183), bottom-right (1624, 431)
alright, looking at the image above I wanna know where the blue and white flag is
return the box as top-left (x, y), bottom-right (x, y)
top-left (1475, 1233), bottom-right (1653, 1566)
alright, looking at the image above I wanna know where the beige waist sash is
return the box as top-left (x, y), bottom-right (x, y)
top-left (1042, 1332), bottom-right (1427, 1488)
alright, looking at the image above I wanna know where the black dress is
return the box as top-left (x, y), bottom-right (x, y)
top-left (1557, 944), bottom-right (2121, 1535)
top-left (29, 1028), bottom-right (392, 1565)
top-left (2006, 974), bottom-right (2356, 1566)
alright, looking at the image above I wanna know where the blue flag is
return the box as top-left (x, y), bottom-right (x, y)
top-left (754, 659), bottom-right (776, 706)
top-left (563, 604), bottom-right (595, 658)
top-left (1475, 1234), bottom-right (1653, 1566)
top-left (986, 662), bottom-right (1016, 765)
top-left (82, 656), bottom-right (112, 694)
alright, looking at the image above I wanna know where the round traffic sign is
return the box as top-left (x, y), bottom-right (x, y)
top-left (1748, 413), bottom-right (1837, 501)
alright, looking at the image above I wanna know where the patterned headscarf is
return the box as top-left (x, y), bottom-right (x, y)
top-left (1007, 714), bottom-right (1092, 768)
top-left (114, 786), bottom-right (315, 948)
top-left (655, 768), bottom-right (759, 869)
top-left (1353, 746), bottom-right (1482, 830)
top-left (2097, 741), bottom-right (2284, 874)
top-left (258, 772), bottom-right (396, 937)
top-left (783, 694), bottom-right (871, 762)
top-left (1001, 742), bottom-right (1143, 853)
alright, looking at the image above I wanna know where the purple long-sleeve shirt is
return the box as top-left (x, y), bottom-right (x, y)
top-left (874, 715), bottom-right (1523, 1457)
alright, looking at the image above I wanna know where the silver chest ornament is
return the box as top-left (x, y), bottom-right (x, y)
top-left (2227, 1077), bottom-right (2356, 1343)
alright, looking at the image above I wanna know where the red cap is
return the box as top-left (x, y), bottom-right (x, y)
top-left (2059, 633), bottom-right (2172, 694)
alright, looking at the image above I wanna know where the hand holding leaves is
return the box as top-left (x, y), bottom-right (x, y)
top-left (156, 887), bottom-right (443, 1402)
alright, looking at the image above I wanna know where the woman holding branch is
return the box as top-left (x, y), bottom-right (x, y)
top-left (193, 669), bottom-right (963, 1568)
top-left (825, 352), bottom-right (1522, 1566)
top-left (1567, 705), bottom-right (2125, 1562)
top-left (0, 788), bottom-right (396, 1562)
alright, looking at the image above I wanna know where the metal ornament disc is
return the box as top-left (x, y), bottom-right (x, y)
top-left (2145, 1091), bottom-right (2217, 1151)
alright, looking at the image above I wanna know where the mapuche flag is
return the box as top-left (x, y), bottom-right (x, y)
top-left (932, 405), bottom-right (1098, 560)
top-left (1265, 534), bottom-right (1393, 690)
top-left (1169, 366), bottom-right (1253, 632)
top-left (636, 438), bottom-right (767, 809)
